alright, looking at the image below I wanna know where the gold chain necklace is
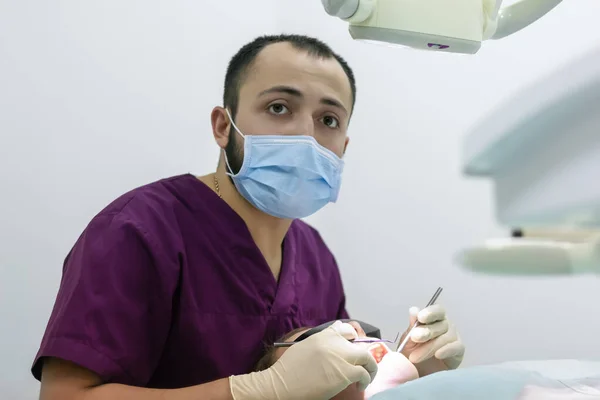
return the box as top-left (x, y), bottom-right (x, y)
top-left (213, 175), bottom-right (222, 198)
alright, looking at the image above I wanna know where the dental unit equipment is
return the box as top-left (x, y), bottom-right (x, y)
top-left (321, 0), bottom-right (563, 54)
top-left (457, 47), bottom-right (600, 276)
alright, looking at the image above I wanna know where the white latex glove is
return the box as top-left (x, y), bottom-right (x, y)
top-left (399, 305), bottom-right (465, 375)
top-left (363, 344), bottom-right (419, 399)
top-left (229, 321), bottom-right (378, 400)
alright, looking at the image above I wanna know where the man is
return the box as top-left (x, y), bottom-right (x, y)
top-left (34, 34), bottom-right (465, 400)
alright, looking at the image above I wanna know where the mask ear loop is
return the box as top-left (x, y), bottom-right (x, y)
top-left (223, 151), bottom-right (235, 177)
top-left (225, 108), bottom-right (246, 139)
top-left (223, 108), bottom-right (245, 177)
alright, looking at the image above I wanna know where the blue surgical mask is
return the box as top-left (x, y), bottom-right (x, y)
top-left (223, 109), bottom-right (345, 219)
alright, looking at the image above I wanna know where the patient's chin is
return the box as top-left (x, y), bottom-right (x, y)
top-left (332, 383), bottom-right (363, 400)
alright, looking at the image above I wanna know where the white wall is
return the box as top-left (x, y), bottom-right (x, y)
top-left (1, 1), bottom-right (599, 398)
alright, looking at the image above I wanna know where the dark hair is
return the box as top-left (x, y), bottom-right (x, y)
top-left (223, 34), bottom-right (357, 118)
top-left (254, 327), bottom-right (310, 372)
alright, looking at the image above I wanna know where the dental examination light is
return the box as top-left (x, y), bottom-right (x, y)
top-left (321, 0), bottom-right (563, 54)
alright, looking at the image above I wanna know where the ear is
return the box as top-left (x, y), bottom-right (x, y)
top-left (211, 106), bottom-right (231, 150)
top-left (343, 136), bottom-right (350, 156)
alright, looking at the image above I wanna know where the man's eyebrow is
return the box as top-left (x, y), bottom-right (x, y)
top-left (258, 85), bottom-right (348, 115)
top-left (320, 97), bottom-right (348, 116)
top-left (258, 85), bottom-right (303, 98)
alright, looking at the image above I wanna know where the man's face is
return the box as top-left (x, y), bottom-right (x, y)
top-left (224, 42), bottom-right (353, 174)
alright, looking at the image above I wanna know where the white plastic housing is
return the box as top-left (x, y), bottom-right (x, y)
top-left (348, 0), bottom-right (485, 54)
top-left (462, 48), bottom-right (600, 228)
top-left (322, 0), bottom-right (564, 54)
top-left (492, 0), bottom-right (564, 39)
top-left (457, 237), bottom-right (600, 276)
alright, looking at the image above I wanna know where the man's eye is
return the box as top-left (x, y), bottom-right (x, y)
top-left (322, 115), bottom-right (339, 129)
top-left (268, 104), bottom-right (289, 115)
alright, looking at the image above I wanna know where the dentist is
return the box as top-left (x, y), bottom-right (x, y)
top-left (34, 34), bottom-right (465, 400)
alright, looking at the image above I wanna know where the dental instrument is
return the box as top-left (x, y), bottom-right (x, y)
top-left (396, 287), bottom-right (444, 353)
top-left (273, 334), bottom-right (399, 348)
top-left (272, 319), bottom-right (398, 347)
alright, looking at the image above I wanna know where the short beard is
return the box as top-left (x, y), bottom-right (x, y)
top-left (224, 126), bottom-right (244, 180)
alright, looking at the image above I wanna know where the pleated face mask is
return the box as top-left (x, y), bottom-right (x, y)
top-left (224, 109), bottom-right (344, 219)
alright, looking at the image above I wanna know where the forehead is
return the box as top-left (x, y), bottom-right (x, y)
top-left (240, 42), bottom-right (353, 108)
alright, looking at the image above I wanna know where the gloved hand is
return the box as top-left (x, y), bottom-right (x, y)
top-left (229, 321), bottom-right (378, 400)
top-left (399, 305), bottom-right (465, 376)
top-left (363, 343), bottom-right (419, 399)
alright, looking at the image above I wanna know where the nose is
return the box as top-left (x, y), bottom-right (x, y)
top-left (294, 112), bottom-right (315, 137)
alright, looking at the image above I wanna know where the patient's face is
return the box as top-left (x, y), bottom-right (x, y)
top-left (274, 328), bottom-right (389, 400)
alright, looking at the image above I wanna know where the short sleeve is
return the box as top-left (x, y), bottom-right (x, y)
top-left (31, 212), bottom-right (178, 386)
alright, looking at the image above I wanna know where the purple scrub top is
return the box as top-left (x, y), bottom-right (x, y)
top-left (32, 174), bottom-right (349, 388)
